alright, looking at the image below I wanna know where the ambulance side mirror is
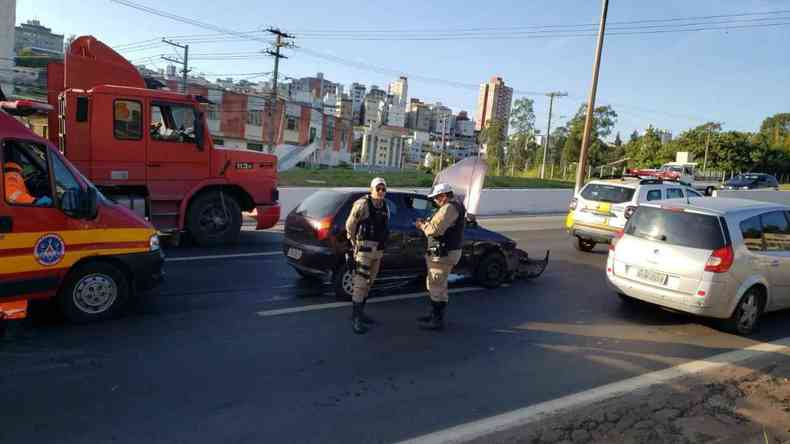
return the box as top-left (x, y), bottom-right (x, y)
top-left (61, 187), bottom-right (97, 220)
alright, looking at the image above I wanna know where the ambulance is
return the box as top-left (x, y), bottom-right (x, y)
top-left (0, 94), bottom-right (164, 324)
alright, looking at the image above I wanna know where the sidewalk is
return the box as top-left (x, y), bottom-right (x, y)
top-left (478, 352), bottom-right (790, 444)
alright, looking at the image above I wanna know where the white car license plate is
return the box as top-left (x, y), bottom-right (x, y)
top-left (287, 248), bottom-right (302, 260)
top-left (637, 268), bottom-right (668, 285)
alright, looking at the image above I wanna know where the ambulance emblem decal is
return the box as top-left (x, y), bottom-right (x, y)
top-left (34, 233), bottom-right (66, 266)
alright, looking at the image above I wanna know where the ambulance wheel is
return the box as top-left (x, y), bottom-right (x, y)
top-left (333, 262), bottom-right (354, 301)
top-left (58, 262), bottom-right (130, 323)
top-left (187, 191), bottom-right (242, 247)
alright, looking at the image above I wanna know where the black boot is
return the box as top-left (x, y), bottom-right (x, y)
top-left (359, 299), bottom-right (378, 325)
top-left (416, 299), bottom-right (433, 323)
top-left (352, 303), bottom-right (368, 335)
top-left (419, 301), bottom-right (446, 331)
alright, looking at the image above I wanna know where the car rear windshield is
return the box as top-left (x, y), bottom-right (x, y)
top-left (294, 191), bottom-right (348, 219)
top-left (625, 206), bottom-right (726, 250)
top-left (580, 184), bottom-right (635, 204)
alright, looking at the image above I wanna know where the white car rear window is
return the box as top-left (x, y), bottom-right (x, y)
top-left (626, 207), bottom-right (726, 250)
top-left (581, 184), bottom-right (635, 204)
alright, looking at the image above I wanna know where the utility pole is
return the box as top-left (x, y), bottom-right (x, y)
top-left (265, 28), bottom-right (295, 153)
top-left (575, 0), bottom-right (609, 194)
top-left (541, 91), bottom-right (567, 179)
top-left (161, 39), bottom-right (190, 94)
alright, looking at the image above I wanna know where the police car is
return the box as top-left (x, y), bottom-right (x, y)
top-left (566, 177), bottom-right (704, 252)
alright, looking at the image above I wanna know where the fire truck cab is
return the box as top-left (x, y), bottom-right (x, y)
top-left (48, 36), bottom-right (280, 246)
top-left (0, 96), bottom-right (164, 324)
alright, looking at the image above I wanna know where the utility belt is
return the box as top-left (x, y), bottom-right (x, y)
top-left (427, 240), bottom-right (449, 258)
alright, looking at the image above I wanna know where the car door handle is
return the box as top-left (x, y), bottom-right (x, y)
top-left (148, 163), bottom-right (162, 168)
top-left (0, 216), bottom-right (12, 233)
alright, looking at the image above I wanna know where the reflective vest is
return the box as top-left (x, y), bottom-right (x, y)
top-left (3, 163), bottom-right (35, 205)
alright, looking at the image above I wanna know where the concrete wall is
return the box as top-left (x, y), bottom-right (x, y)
top-left (712, 189), bottom-right (790, 205)
top-left (277, 187), bottom-right (574, 221)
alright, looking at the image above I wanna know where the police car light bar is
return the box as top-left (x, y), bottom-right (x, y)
top-left (0, 99), bottom-right (54, 116)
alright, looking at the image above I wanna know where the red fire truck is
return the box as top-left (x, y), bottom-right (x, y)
top-left (46, 36), bottom-right (280, 246)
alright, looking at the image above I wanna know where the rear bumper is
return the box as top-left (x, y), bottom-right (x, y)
top-left (569, 223), bottom-right (620, 244)
top-left (256, 204), bottom-right (281, 230)
top-left (282, 237), bottom-right (338, 275)
top-left (116, 249), bottom-right (166, 292)
top-left (607, 270), bottom-right (733, 319)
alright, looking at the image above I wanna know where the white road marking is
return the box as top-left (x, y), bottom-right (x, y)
top-left (166, 251), bottom-right (281, 262)
top-left (257, 287), bottom-right (484, 317)
top-left (397, 335), bottom-right (790, 444)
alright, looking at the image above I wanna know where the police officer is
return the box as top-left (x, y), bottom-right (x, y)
top-left (415, 183), bottom-right (465, 331)
top-left (345, 177), bottom-right (390, 334)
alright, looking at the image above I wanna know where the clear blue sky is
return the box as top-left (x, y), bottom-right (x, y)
top-left (16, 0), bottom-right (790, 140)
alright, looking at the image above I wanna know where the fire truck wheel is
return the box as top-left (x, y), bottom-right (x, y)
top-left (58, 262), bottom-right (130, 323)
top-left (187, 191), bottom-right (242, 247)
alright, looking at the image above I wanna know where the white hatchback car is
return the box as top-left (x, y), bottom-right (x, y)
top-left (607, 198), bottom-right (790, 335)
top-left (566, 178), bottom-right (704, 252)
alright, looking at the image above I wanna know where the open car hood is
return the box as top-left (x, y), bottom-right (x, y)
top-left (433, 157), bottom-right (487, 215)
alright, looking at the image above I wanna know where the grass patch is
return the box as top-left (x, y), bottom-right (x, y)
top-left (278, 167), bottom-right (574, 189)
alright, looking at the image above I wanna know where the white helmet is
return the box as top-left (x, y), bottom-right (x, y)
top-left (370, 177), bottom-right (387, 189)
top-left (428, 183), bottom-right (453, 198)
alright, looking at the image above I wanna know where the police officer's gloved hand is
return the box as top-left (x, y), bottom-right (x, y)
top-left (35, 196), bottom-right (52, 207)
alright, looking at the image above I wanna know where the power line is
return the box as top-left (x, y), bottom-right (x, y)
top-left (287, 9), bottom-right (790, 34)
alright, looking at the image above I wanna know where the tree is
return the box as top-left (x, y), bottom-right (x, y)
top-left (625, 127), bottom-right (663, 167)
top-left (629, 130), bottom-right (640, 143)
top-left (614, 132), bottom-right (622, 147)
top-left (758, 113), bottom-right (790, 150)
top-left (561, 104), bottom-right (618, 168)
top-left (480, 119), bottom-right (506, 175)
top-left (510, 98), bottom-right (536, 136)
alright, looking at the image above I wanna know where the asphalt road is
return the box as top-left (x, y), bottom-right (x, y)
top-left (2, 216), bottom-right (789, 444)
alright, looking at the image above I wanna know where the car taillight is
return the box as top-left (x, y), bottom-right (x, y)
top-left (705, 245), bottom-right (734, 273)
top-left (569, 198), bottom-right (578, 211)
top-left (609, 229), bottom-right (624, 251)
top-left (309, 217), bottom-right (333, 241)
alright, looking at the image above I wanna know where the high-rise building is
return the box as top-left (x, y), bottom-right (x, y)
top-left (349, 83), bottom-right (366, 125)
top-left (388, 76), bottom-right (408, 103)
top-left (475, 76), bottom-right (514, 135)
top-left (0, 0), bottom-right (15, 88)
top-left (14, 19), bottom-right (63, 55)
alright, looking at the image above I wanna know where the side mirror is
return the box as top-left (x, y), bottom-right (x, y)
top-left (61, 189), bottom-right (80, 216)
top-left (62, 187), bottom-right (98, 219)
top-left (194, 111), bottom-right (205, 151)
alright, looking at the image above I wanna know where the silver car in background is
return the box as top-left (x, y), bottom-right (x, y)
top-left (607, 198), bottom-right (790, 335)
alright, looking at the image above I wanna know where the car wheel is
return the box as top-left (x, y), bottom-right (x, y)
top-left (57, 262), bottom-right (130, 323)
top-left (475, 252), bottom-right (508, 289)
top-left (705, 186), bottom-right (715, 196)
top-left (574, 237), bottom-right (596, 252)
top-left (722, 288), bottom-right (764, 335)
top-left (187, 191), bottom-right (242, 247)
top-left (333, 262), bottom-right (354, 301)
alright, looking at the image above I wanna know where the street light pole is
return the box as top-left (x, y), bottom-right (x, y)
top-left (574, 0), bottom-right (609, 194)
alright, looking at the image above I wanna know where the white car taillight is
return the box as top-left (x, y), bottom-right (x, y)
top-left (705, 245), bottom-right (734, 273)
